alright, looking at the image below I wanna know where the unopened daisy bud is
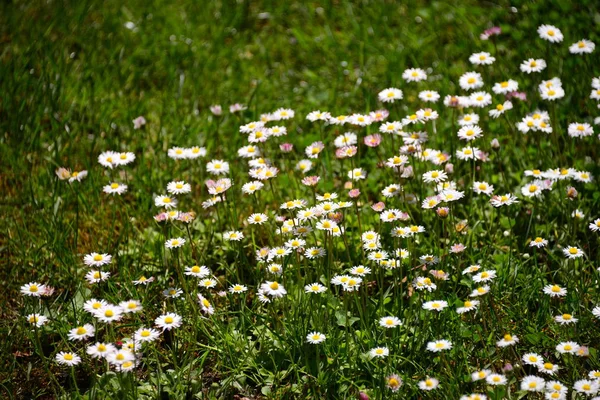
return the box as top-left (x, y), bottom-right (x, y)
top-left (444, 163), bottom-right (454, 174)
top-left (132, 116), bottom-right (146, 129)
top-left (344, 181), bottom-right (353, 190)
top-left (56, 167), bottom-right (71, 180)
top-left (358, 392), bottom-right (370, 400)
top-left (349, 188), bottom-right (361, 198)
top-left (280, 143), bottom-right (294, 152)
top-left (502, 363), bottom-right (513, 372)
top-left (371, 201), bottom-right (385, 212)
top-left (436, 207), bottom-right (449, 218)
top-left (301, 176), bottom-right (320, 186)
top-left (491, 138), bottom-right (500, 149)
top-left (566, 186), bottom-right (578, 200)
top-left (329, 212), bottom-right (343, 223)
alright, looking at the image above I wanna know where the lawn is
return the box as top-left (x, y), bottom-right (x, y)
top-left (1, 0), bottom-right (600, 398)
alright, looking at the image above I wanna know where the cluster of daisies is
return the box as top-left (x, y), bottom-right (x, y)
top-left (34, 22), bottom-right (600, 398)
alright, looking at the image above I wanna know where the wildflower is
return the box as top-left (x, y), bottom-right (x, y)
top-left (87, 342), bottom-right (116, 359)
top-left (486, 374), bottom-right (507, 385)
top-left (556, 341), bottom-right (580, 354)
top-left (98, 151), bottom-right (119, 168)
top-left (497, 334), bottom-right (519, 347)
top-left (155, 313), bottom-right (182, 331)
top-left (472, 369), bottom-right (491, 382)
top-left (260, 281), bottom-right (287, 298)
top-left (490, 193), bottom-right (519, 207)
top-left (163, 287), bottom-right (183, 298)
top-left (133, 276), bottom-right (154, 285)
top-left (167, 181), bottom-right (191, 195)
top-left (574, 380), bottom-right (599, 396)
top-left (20, 282), bottom-right (47, 297)
top-left (562, 246), bottom-right (584, 259)
top-left (206, 160), bottom-right (230, 175)
top-left (119, 300), bottom-right (143, 314)
top-left (403, 68), bottom-right (427, 82)
top-left (95, 305), bottom-right (124, 323)
top-left (26, 313), bottom-right (49, 327)
top-left (242, 181), bottom-right (264, 194)
top-left (469, 91), bottom-right (492, 107)
top-left (83, 253), bottom-right (112, 267)
top-left (379, 316), bottom-right (402, 328)
top-left (197, 295), bottom-right (215, 315)
top-left (155, 195), bottom-right (178, 209)
top-left (459, 72), bottom-right (484, 90)
top-left (418, 377), bottom-right (439, 390)
top-left (493, 80), bottom-right (518, 95)
top-left (348, 168), bottom-right (366, 181)
top-left (419, 90), bottom-right (440, 102)
top-left (457, 300), bottom-right (480, 314)
top-left (480, 26), bottom-right (501, 40)
top-left (592, 219), bottom-right (600, 232)
top-left (306, 110), bottom-right (331, 122)
top-left (470, 286), bottom-right (490, 297)
top-left (198, 278), bottom-right (217, 289)
top-left (537, 25), bottom-right (563, 43)
top-left (134, 327), bottom-right (160, 343)
top-left (369, 347), bottom-right (389, 358)
top-left (543, 284), bottom-right (566, 297)
top-left (413, 277), bottom-right (437, 292)
top-left (378, 88), bottom-right (403, 103)
top-left (304, 283), bottom-right (327, 294)
top-left (569, 39), bottom-right (595, 54)
top-left (165, 237), bottom-right (186, 249)
top-left (103, 182), bottom-right (128, 195)
top-left (554, 313), bottom-right (577, 325)
top-left (55, 352), bottom-right (81, 366)
top-left (386, 374), bottom-right (402, 392)
top-left (469, 51), bottom-right (495, 65)
top-left (538, 362), bottom-right (559, 375)
top-left (521, 375), bottom-right (545, 392)
top-left (520, 58), bottom-right (546, 73)
top-left (306, 332), bottom-right (326, 344)
top-left (427, 339), bottom-right (452, 352)
top-left (489, 101), bottom-right (513, 118)
top-left (85, 270), bottom-right (110, 284)
top-left (473, 270), bottom-right (496, 283)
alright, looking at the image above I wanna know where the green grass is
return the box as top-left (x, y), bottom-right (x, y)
top-left (2, 0), bottom-right (600, 398)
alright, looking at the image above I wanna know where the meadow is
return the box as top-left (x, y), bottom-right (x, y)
top-left (1, 0), bottom-right (600, 398)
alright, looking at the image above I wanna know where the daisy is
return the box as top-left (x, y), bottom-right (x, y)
top-left (403, 68), bottom-right (427, 82)
top-left (456, 146), bottom-right (480, 160)
top-left (83, 253), bottom-right (112, 267)
top-left (55, 351), bottom-right (81, 366)
top-left (350, 265), bottom-right (371, 276)
top-left (486, 373), bottom-right (507, 385)
top-left (348, 168), bottom-right (366, 181)
top-left (304, 283), bottom-right (327, 294)
top-left (556, 341), bottom-right (580, 354)
top-left (133, 276), bottom-right (154, 285)
top-left (469, 91), bottom-right (492, 107)
top-left (470, 286), bottom-right (490, 297)
top-left (538, 362), bottom-right (559, 375)
top-left (106, 350), bottom-right (135, 366)
top-left (66, 324), bottom-right (96, 342)
top-left (184, 265), bottom-right (210, 278)
top-left (590, 218), bottom-right (600, 232)
top-left (198, 278), bottom-right (217, 289)
top-left (379, 316), bottom-right (402, 328)
top-left (530, 237), bottom-right (548, 248)
top-left (167, 181), bottom-right (191, 195)
top-left (569, 39), bottom-right (595, 54)
top-left (459, 72), bottom-right (484, 90)
top-left (562, 246), bottom-right (584, 259)
top-left (419, 90), bottom-right (440, 102)
top-left (540, 86), bottom-right (565, 101)
top-left (521, 375), bottom-right (545, 392)
top-left (228, 284), bottom-right (248, 294)
top-left (543, 284), bottom-right (567, 297)
top-left (206, 160), bottom-right (230, 175)
top-left (26, 314), bottom-right (49, 327)
top-left (490, 193), bottom-right (519, 207)
top-left (427, 339), bottom-right (452, 352)
top-left (493, 80), bottom-right (518, 95)
top-left (305, 247), bottom-right (326, 259)
top-left (98, 151), bottom-right (119, 168)
top-left (306, 110), bottom-right (331, 122)
top-left (473, 270), bottom-right (496, 283)
top-left (537, 25), bottom-right (563, 43)
top-left (457, 300), bottom-right (479, 314)
top-left (248, 213), bottom-right (268, 225)
top-left (68, 170), bottom-right (88, 183)
top-left (86, 342), bottom-right (116, 359)
top-left (574, 380), bottom-right (599, 396)
top-left (457, 125), bottom-right (483, 141)
top-left (155, 195), bottom-right (178, 209)
top-left (497, 333), bottom-right (519, 347)
top-left (115, 152), bottom-right (135, 166)
top-left (378, 88), bottom-right (403, 103)
top-left (546, 381), bottom-right (568, 394)
top-left (554, 313), bottom-right (577, 325)
top-left (473, 181), bottom-right (494, 195)
top-left (95, 305), bottom-right (124, 323)
top-left (422, 170), bottom-right (447, 183)
top-left (260, 281), bottom-right (287, 298)
top-left (489, 101), bottom-right (513, 118)
top-left (418, 377), bottom-right (439, 391)
top-left (85, 270), bottom-right (110, 284)
top-left (186, 146), bottom-right (207, 159)
top-left (155, 313), bottom-right (182, 331)
top-left (521, 182), bottom-right (544, 198)
top-left (119, 300), bottom-right (143, 314)
top-left (387, 374), bottom-right (402, 392)
top-left (306, 332), bottom-right (326, 344)
top-left (168, 147), bottom-right (187, 159)
top-left (469, 51), bottom-right (495, 65)
top-left (459, 113), bottom-right (480, 126)
top-left (134, 327), bottom-right (161, 343)
top-left (568, 123), bottom-right (594, 138)
top-left (471, 370), bottom-right (491, 382)
top-left (369, 347), bottom-right (389, 358)
top-left (520, 58), bottom-right (546, 73)
top-left (20, 282), bottom-right (47, 297)
top-left (165, 237), bottom-right (186, 249)
top-left (197, 295), bottom-right (215, 315)
top-left (163, 287), bottom-right (183, 298)
top-left (103, 182), bottom-right (128, 195)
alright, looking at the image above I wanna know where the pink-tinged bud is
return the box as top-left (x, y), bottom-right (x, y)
top-left (436, 207), bottom-right (449, 218)
top-left (280, 143), bottom-right (294, 152)
top-left (358, 392), bottom-right (370, 400)
top-left (154, 213), bottom-right (168, 222)
top-left (450, 243), bottom-right (466, 253)
top-left (566, 186), bottom-right (578, 200)
top-left (132, 116), bottom-right (146, 129)
top-left (344, 181), bottom-right (353, 189)
top-left (502, 363), bottom-right (513, 372)
top-left (444, 163), bottom-right (454, 174)
top-left (209, 105), bottom-right (222, 116)
top-left (349, 188), bottom-right (361, 198)
top-left (491, 138), bottom-right (500, 149)
top-left (371, 202), bottom-right (385, 212)
top-left (301, 176), bottom-right (320, 186)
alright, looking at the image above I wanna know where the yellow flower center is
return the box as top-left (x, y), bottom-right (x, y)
top-left (165, 316), bottom-right (174, 324)
top-left (191, 266), bottom-right (200, 273)
top-left (564, 344), bottom-right (572, 351)
top-left (64, 354), bottom-right (73, 361)
top-left (110, 183), bottom-right (119, 189)
top-left (467, 77), bottom-right (476, 84)
top-left (29, 285), bottom-right (38, 292)
top-left (500, 81), bottom-right (508, 88)
top-left (578, 41), bottom-right (585, 48)
top-left (141, 330), bottom-right (150, 337)
top-left (128, 302), bottom-right (137, 309)
top-left (464, 301), bottom-right (472, 307)
top-left (528, 185), bottom-right (538, 193)
top-left (562, 313), bottom-right (572, 320)
top-left (116, 353), bottom-right (125, 361)
top-left (568, 247), bottom-right (578, 254)
top-left (105, 310), bottom-right (114, 317)
top-left (270, 282), bottom-right (279, 290)
top-left (496, 104), bottom-right (504, 111)
top-left (504, 334), bottom-right (512, 341)
top-left (547, 30), bottom-right (555, 36)
top-left (98, 344), bottom-right (106, 351)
